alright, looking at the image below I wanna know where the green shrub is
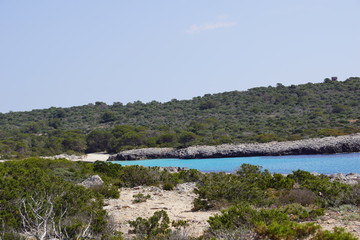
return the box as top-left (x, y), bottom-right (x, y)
top-left (302, 178), bottom-right (353, 207)
top-left (208, 204), bottom-right (288, 231)
top-left (270, 173), bottom-right (295, 190)
top-left (312, 227), bottom-right (357, 240)
top-left (309, 208), bottom-right (325, 219)
top-left (192, 198), bottom-right (213, 211)
top-left (105, 231), bottom-right (124, 240)
top-left (349, 183), bottom-right (360, 206)
top-left (255, 221), bottom-right (320, 240)
top-left (129, 210), bottom-right (171, 239)
top-left (280, 204), bottom-right (324, 221)
top-left (177, 169), bottom-right (203, 183)
top-left (194, 164), bottom-right (301, 210)
top-left (171, 220), bottom-right (189, 229)
top-left (92, 184), bottom-right (120, 199)
top-left (162, 183), bottom-right (174, 191)
top-left (132, 193), bottom-right (151, 203)
top-left (288, 170), bottom-right (354, 207)
top-left (0, 159), bottom-right (107, 239)
top-left (93, 161), bottom-right (123, 178)
top-left (208, 204), bottom-right (327, 240)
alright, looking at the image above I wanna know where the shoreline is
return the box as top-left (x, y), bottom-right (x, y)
top-left (109, 133), bottom-right (360, 161)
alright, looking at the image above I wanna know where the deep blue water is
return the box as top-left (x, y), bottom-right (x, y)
top-left (112, 152), bottom-right (360, 174)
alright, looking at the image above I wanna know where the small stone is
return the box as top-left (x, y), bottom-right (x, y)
top-left (122, 205), bottom-right (135, 209)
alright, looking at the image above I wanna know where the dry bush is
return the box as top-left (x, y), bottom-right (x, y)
top-left (206, 228), bottom-right (255, 240)
top-left (279, 188), bottom-right (317, 206)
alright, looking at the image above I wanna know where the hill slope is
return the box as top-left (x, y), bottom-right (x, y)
top-left (1, 77), bottom-right (360, 157)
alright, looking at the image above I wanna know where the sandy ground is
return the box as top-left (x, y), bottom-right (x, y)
top-left (316, 207), bottom-right (360, 238)
top-left (103, 182), bottom-right (360, 239)
top-left (104, 183), bottom-right (218, 238)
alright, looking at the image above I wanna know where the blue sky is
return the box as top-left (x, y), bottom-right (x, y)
top-left (0, 0), bottom-right (359, 113)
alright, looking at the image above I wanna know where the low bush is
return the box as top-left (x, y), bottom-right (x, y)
top-left (279, 188), bottom-right (317, 206)
top-left (132, 193), bottom-right (151, 203)
top-left (302, 178), bottom-right (353, 207)
top-left (287, 170), bottom-right (355, 207)
top-left (206, 227), bottom-right (254, 240)
top-left (171, 220), bottom-right (189, 229)
top-left (208, 204), bottom-right (331, 240)
top-left (255, 221), bottom-right (320, 240)
top-left (349, 183), bottom-right (360, 206)
top-left (281, 204), bottom-right (324, 221)
top-left (128, 211), bottom-right (195, 240)
top-left (176, 169), bottom-right (203, 183)
top-left (193, 165), bottom-right (273, 210)
top-left (91, 184), bottom-right (120, 199)
top-left (0, 159), bottom-right (108, 239)
top-left (312, 227), bottom-right (357, 240)
top-left (208, 204), bottom-right (288, 231)
top-left (193, 164), bottom-right (304, 210)
top-left (192, 198), bottom-right (214, 211)
top-left (162, 183), bottom-right (175, 191)
top-left (270, 173), bottom-right (295, 190)
top-left (129, 210), bottom-right (171, 239)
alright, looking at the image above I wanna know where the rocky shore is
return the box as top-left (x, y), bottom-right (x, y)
top-left (108, 133), bottom-right (360, 160)
top-left (328, 172), bottom-right (360, 185)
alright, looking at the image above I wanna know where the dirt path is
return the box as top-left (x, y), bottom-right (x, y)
top-left (104, 183), bottom-right (218, 238)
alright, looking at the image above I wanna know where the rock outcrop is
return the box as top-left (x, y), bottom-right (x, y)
top-left (42, 154), bottom-right (84, 161)
top-left (328, 172), bottom-right (360, 185)
top-left (108, 134), bottom-right (360, 160)
top-left (159, 166), bottom-right (190, 173)
top-left (80, 175), bottom-right (104, 188)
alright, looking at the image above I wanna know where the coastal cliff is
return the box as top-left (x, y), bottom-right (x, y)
top-left (108, 133), bottom-right (360, 160)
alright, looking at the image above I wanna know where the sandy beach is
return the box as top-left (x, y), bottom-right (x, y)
top-left (41, 152), bottom-right (111, 162)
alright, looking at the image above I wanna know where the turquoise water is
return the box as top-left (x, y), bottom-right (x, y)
top-left (112, 152), bottom-right (360, 174)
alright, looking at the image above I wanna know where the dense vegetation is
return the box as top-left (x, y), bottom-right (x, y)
top-left (194, 165), bottom-right (360, 240)
top-left (1, 77), bottom-right (360, 158)
top-left (0, 158), bottom-right (195, 239)
top-left (1, 159), bottom-right (358, 239)
top-left (121, 164), bottom-right (359, 240)
top-left (193, 165), bottom-right (359, 210)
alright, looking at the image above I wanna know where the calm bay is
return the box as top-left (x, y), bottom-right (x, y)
top-left (112, 152), bottom-right (360, 174)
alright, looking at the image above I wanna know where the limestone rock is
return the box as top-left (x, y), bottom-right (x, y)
top-left (108, 134), bottom-right (360, 160)
top-left (80, 175), bottom-right (104, 188)
top-left (329, 173), bottom-right (360, 185)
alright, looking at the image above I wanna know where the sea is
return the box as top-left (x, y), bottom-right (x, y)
top-left (112, 152), bottom-right (360, 174)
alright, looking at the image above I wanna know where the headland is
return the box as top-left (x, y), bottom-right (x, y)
top-left (109, 134), bottom-right (360, 160)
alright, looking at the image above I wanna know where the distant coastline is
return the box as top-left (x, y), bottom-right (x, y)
top-left (108, 134), bottom-right (360, 160)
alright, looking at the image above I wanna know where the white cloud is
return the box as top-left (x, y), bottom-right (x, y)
top-left (185, 21), bottom-right (237, 34)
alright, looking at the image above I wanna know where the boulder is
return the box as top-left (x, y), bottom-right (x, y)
top-left (80, 175), bottom-right (104, 188)
top-left (328, 173), bottom-right (360, 185)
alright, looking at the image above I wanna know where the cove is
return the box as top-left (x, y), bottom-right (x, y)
top-left (112, 152), bottom-right (360, 174)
